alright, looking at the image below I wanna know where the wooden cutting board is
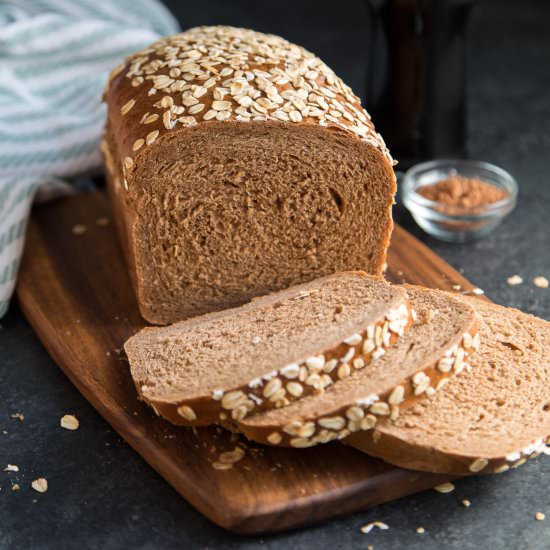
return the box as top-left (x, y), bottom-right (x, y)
top-left (17, 191), bottom-right (476, 534)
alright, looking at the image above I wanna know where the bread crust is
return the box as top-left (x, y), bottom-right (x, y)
top-left (103, 26), bottom-right (393, 179)
top-left (346, 426), bottom-right (547, 476)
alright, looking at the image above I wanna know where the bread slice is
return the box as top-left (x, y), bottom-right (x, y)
top-left (102, 26), bottom-right (396, 324)
top-left (125, 272), bottom-right (411, 426)
top-left (235, 286), bottom-right (478, 447)
top-left (346, 297), bottom-right (550, 475)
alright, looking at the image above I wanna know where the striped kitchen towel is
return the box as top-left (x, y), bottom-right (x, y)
top-left (0, 0), bottom-right (179, 318)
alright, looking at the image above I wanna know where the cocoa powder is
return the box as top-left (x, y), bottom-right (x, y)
top-left (417, 175), bottom-right (508, 212)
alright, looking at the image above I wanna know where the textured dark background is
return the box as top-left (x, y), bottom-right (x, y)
top-left (2, 0), bottom-right (550, 548)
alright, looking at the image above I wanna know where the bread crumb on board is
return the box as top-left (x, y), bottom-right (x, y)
top-left (416, 527), bottom-right (425, 534)
top-left (60, 414), bottom-right (79, 430)
top-left (462, 499), bottom-right (472, 507)
top-left (95, 217), bottom-right (109, 226)
top-left (4, 464), bottom-right (19, 472)
top-left (11, 483), bottom-right (20, 492)
top-left (507, 275), bottom-right (523, 286)
top-left (534, 276), bottom-right (549, 289)
top-left (535, 512), bottom-right (546, 521)
top-left (31, 478), bottom-right (48, 493)
top-left (434, 482), bottom-right (455, 493)
top-left (72, 224), bottom-right (87, 236)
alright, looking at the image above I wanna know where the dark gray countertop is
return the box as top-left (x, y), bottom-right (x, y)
top-left (2, 1), bottom-right (550, 548)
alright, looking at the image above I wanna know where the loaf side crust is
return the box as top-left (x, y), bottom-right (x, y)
top-left (103, 25), bottom-right (394, 185)
top-left (345, 424), bottom-right (548, 476)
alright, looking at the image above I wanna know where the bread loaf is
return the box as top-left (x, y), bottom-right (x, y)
top-left (102, 26), bottom-right (396, 324)
top-left (346, 297), bottom-right (550, 475)
top-left (125, 272), bottom-right (410, 426)
top-left (234, 286), bottom-right (478, 447)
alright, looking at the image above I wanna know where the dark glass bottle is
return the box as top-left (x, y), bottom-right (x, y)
top-left (365, 0), bottom-right (476, 168)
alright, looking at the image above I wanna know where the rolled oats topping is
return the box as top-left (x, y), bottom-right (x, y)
top-left (107, 26), bottom-right (393, 171)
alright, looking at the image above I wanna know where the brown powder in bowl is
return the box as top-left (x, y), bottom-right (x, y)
top-left (417, 175), bottom-right (508, 212)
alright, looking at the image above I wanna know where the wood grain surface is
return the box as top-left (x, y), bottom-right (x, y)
top-left (17, 191), bottom-right (477, 534)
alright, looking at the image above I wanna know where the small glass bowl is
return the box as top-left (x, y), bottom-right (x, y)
top-left (400, 159), bottom-right (518, 243)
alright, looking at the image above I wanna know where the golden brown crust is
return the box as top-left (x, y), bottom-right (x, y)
top-left (103, 25), bottom-right (393, 186)
top-left (346, 427), bottom-right (547, 476)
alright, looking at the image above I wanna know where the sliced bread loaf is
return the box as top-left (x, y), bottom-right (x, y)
top-left (234, 286), bottom-right (478, 447)
top-left (125, 272), bottom-right (411, 426)
top-left (103, 26), bottom-right (396, 324)
top-left (346, 297), bottom-right (550, 475)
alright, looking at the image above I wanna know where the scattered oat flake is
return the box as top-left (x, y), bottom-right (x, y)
top-left (10, 412), bottom-right (24, 422)
top-left (218, 446), bottom-right (245, 464)
top-left (416, 527), bottom-right (425, 534)
top-left (4, 464), bottom-right (19, 472)
top-left (507, 275), bottom-right (523, 286)
top-left (360, 521), bottom-right (389, 534)
top-left (212, 461), bottom-right (233, 470)
top-left (462, 499), bottom-right (471, 507)
top-left (31, 478), bottom-right (48, 493)
top-left (12, 483), bottom-right (20, 491)
top-left (434, 482), bottom-right (455, 493)
top-left (95, 217), bottom-right (109, 226)
top-left (534, 276), bottom-right (549, 289)
top-left (60, 414), bottom-right (79, 430)
top-left (72, 224), bottom-right (87, 235)
top-left (535, 512), bottom-right (546, 521)
top-left (472, 287), bottom-right (484, 295)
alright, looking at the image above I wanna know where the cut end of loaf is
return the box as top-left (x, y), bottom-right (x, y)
top-left (114, 121), bottom-right (395, 323)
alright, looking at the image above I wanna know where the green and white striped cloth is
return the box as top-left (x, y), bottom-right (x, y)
top-left (0, 0), bottom-right (178, 318)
